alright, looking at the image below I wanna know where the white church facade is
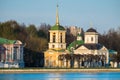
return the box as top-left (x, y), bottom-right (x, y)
top-left (72, 28), bottom-right (109, 68)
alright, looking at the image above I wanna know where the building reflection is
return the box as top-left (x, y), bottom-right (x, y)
top-left (47, 73), bottom-right (62, 80)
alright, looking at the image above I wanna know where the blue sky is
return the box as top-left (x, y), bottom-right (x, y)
top-left (0, 0), bottom-right (120, 33)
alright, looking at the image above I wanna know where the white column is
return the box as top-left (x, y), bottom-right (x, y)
top-left (10, 47), bottom-right (13, 60)
top-left (56, 32), bottom-right (59, 43)
top-left (106, 51), bottom-right (109, 64)
top-left (62, 32), bottom-right (65, 43)
top-left (5, 47), bottom-right (8, 62)
top-left (58, 32), bottom-right (60, 43)
top-left (50, 32), bottom-right (53, 43)
top-left (74, 60), bottom-right (78, 68)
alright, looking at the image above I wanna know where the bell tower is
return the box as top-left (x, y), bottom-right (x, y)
top-left (44, 5), bottom-right (67, 68)
top-left (48, 5), bottom-right (66, 50)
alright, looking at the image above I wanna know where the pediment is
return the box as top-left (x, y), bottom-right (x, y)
top-left (14, 40), bottom-right (22, 44)
top-left (100, 46), bottom-right (108, 50)
top-left (76, 45), bottom-right (88, 50)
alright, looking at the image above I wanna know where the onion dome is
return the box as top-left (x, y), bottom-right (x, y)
top-left (50, 24), bottom-right (65, 30)
top-left (86, 28), bottom-right (97, 33)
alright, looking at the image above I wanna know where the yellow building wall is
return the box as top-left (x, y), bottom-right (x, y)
top-left (44, 50), bottom-right (62, 67)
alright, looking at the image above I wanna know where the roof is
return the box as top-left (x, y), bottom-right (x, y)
top-left (52, 49), bottom-right (65, 52)
top-left (50, 24), bottom-right (65, 30)
top-left (109, 49), bottom-right (117, 54)
top-left (77, 43), bottom-right (103, 50)
top-left (67, 40), bottom-right (84, 51)
top-left (0, 37), bottom-right (16, 44)
top-left (86, 28), bottom-right (97, 33)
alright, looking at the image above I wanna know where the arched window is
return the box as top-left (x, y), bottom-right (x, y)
top-left (60, 33), bottom-right (62, 43)
top-left (61, 45), bottom-right (63, 48)
top-left (91, 37), bottom-right (93, 41)
top-left (52, 45), bottom-right (55, 48)
top-left (53, 33), bottom-right (56, 42)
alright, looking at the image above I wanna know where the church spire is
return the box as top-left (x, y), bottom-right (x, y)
top-left (90, 22), bottom-right (93, 28)
top-left (56, 4), bottom-right (59, 26)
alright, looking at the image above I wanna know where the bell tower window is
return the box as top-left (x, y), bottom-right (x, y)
top-left (61, 45), bottom-right (63, 48)
top-left (53, 33), bottom-right (56, 43)
top-left (52, 45), bottom-right (55, 48)
top-left (91, 37), bottom-right (93, 42)
top-left (60, 33), bottom-right (62, 43)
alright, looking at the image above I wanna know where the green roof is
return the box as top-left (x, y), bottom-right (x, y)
top-left (0, 37), bottom-right (16, 44)
top-left (109, 49), bottom-right (117, 54)
top-left (50, 24), bottom-right (65, 30)
top-left (67, 40), bottom-right (84, 51)
top-left (52, 49), bottom-right (65, 52)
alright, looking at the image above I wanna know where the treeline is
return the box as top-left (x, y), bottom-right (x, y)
top-left (99, 28), bottom-right (120, 54)
top-left (99, 28), bottom-right (120, 64)
top-left (0, 20), bottom-right (120, 67)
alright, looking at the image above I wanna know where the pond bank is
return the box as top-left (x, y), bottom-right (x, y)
top-left (0, 68), bottom-right (120, 73)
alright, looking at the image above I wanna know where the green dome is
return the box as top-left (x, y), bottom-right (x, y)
top-left (0, 37), bottom-right (16, 44)
top-left (50, 24), bottom-right (65, 30)
top-left (67, 40), bottom-right (84, 51)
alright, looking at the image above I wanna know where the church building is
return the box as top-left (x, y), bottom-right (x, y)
top-left (68, 28), bottom-right (109, 68)
top-left (44, 5), bottom-right (67, 68)
top-left (44, 5), bottom-right (110, 68)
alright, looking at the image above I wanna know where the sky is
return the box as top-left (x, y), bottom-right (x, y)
top-left (0, 0), bottom-right (120, 33)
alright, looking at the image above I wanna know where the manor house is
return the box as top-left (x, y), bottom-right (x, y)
top-left (0, 38), bottom-right (24, 68)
